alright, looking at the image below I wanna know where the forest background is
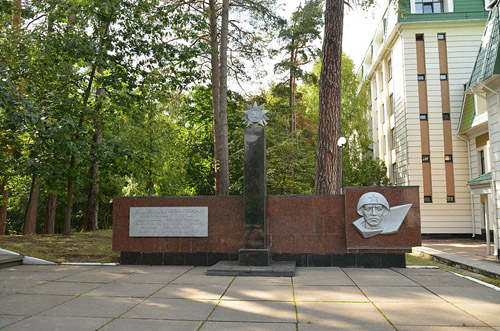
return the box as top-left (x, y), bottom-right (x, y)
top-left (0, 0), bottom-right (389, 236)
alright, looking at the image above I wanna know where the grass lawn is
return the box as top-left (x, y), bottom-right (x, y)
top-left (0, 229), bottom-right (119, 263)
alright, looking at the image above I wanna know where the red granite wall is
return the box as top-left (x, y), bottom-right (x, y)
top-left (113, 188), bottom-right (421, 255)
top-left (113, 195), bottom-right (347, 254)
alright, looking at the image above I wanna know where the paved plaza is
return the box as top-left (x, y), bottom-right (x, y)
top-left (0, 264), bottom-right (499, 330)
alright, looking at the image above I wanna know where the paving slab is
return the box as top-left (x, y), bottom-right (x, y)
top-left (294, 285), bottom-right (368, 302)
top-left (0, 315), bottom-right (26, 329)
top-left (58, 271), bottom-right (129, 283)
top-left (343, 273), bottom-right (419, 286)
top-left (397, 327), bottom-right (495, 331)
top-left (100, 318), bottom-right (203, 331)
top-left (427, 286), bottom-right (500, 304)
top-left (83, 282), bottom-right (165, 298)
top-left (209, 300), bottom-right (296, 323)
top-left (231, 275), bottom-right (291, 286)
top-left (40, 296), bottom-right (142, 318)
top-left (405, 274), bottom-right (485, 287)
top-left (455, 303), bottom-right (500, 327)
top-left (0, 294), bottom-right (72, 315)
top-left (376, 302), bottom-right (488, 327)
top-left (17, 281), bottom-right (104, 296)
top-left (359, 286), bottom-right (445, 303)
top-left (296, 302), bottom-right (390, 327)
top-left (122, 298), bottom-right (217, 320)
top-left (152, 283), bottom-right (229, 300)
top-left (222, 284), bottom-right (294, 301)
top-left (117, 272), bottom-right (181, 284)
top-left (2, 316), bottom-right (110, 331)
top-left (293, 273), bottom-right (355, 286)
top-left (298, 324), bottom-right (396, 330)
top-left (201, 321), bottom-right (296, 330)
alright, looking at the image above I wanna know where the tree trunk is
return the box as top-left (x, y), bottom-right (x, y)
top-left (43, 193), bottom-right (57, 234)
top-left (82, 126), bottom-right (102, 231)
top-left (289, 47), bottom-right (296, 132)
top-left (23, 176), bottom-right (40, 235)
top-left (218, 0), bottom-right (230, 195)
top-left (63, 156), bottom-right (75, 235)
top-left (315, 0), bottom-right (343, 195)
top-left (209, 0), bottom-right (222, 195)
top-left (0, 178), bottom-right (8, 235)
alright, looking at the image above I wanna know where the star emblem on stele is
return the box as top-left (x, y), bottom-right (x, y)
top-left (368, 195), bottom-right (379, 203)
top-left (242, 102), bottom-right (270, 128)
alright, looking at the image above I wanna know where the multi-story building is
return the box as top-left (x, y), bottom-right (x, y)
top-left (358, 0), bottom-right (488, 235)
top-left (460, 0), bottom-right (500, 257)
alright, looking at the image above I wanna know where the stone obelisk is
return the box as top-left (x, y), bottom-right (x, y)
top-left (239, 103), bottom-right (270, 266)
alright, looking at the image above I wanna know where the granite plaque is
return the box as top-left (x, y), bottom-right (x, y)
top-left (129, 207), bottom-right (208, 237)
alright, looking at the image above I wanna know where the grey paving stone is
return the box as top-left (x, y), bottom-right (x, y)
top-left (0, 280), bottom-right (47, 294)
top-left (118, 272), bottom-right (180, 284)
top-left (294, 285), bottom-right (368, 302)
top-left (298, 324), bottom-right (396, 330)
top-left (406, 275), bottom-right (485, 287)
top-left (0, 315), bottom-right (26, 329)
top-left (172, 274), bottom-right (233, 285)
top-left (231, 276), bottom-right (291, 286)
top-left (296, 267), bottom-right (345, 275)
top-left (376, 302), bottom-right (488, 327)
top-left (0, 294), bottom-right (72, 315)
top-left (455, 303), bottom-right (500, 326)
top-left (17, 281), bottom-right (104, 296)
top-left (222, 284), bottom-right (294, 301)
top-left (2, 316), bottom-right (110, 331)
top-left (132, 265), bottom-right (194, 274)
top-left (123, 298), bottom-right (217, 320)
top-left (359, 286), bottom-right (445, 303)
top-left (345, 274), bottom-right (419, 287)
top-left (0, 270), bottom-right (74, 281)
top-left (428, 286), bottom-right (500, 304)
top-left (342, 268), bottom-right (400, 276)
top-left (100, 318), bottom-right (203, 331)
top-left (83, 282), bottom-right (164, 298)
top-left (210, 300), bottom-right (296, 323)
top-left (201, 321), bottom-right (296, 330)
top-left (293, 274), bottom-right (355, 286)
top-left (40, 296), bottom-right (142, 318)
top-left (393, 268), bottom-right (449, 276)
top-left (0, 265), bottom-right (96, 273)
top-left (152, 283), bottom-right (229, 300)
top-left (58, 271), bottom-right (129, 283)
top-left (296, 302), bottom-right (389, 327)
top-left (398, 327), bottom-right (496, 331)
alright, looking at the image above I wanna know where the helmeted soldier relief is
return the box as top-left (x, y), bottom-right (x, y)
top-left (353, 192), bottom-right (412, 238)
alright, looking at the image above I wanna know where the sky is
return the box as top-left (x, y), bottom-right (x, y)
top-left (240, 0), bottom-right (388, 94)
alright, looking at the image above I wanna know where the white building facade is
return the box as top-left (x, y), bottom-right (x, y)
top-left (359, 0), bottom-right (488, 234)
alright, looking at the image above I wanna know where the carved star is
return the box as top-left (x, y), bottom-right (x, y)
top-left (367, 194), bottom-right (379, 203)
top-left (242, 102), bottom-right (270, 128)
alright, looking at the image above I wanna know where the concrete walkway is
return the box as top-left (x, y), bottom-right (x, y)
top-left (0, 264), bottom-right (499, 330)
top-left (414, 239), bottom-right (500, 279)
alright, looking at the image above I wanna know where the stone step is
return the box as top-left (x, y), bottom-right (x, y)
top-left (0, 255), bottom-right (23, 269)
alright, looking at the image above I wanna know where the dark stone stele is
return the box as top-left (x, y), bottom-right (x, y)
top-left (240, 127), bottom-right (272, 268)
top-left (243, 127), bottom-right (266, 250)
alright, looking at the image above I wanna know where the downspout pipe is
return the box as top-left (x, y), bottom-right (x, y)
top-left (477, 82), bottom-right (499, 256)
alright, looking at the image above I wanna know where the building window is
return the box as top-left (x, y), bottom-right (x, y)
top-left (415, 0), bottom-right (443, 14)
top-left (437, 33), bottom-right (446, 40)
top-left (418, 74), bottom-right (426, 81)
top-left (388, 59), bottom-right (393, 81)
top-left (389, 94), bottom-right (394, 116)
top-left (420, 114), bottom-right (428, 120)
top-left (479, 149), bottom-right (486, 175)
top-left (392, 162), bottom-right (398, 185)
top-left (424, 196), bottom-right (433, 203)
top-left (422, 155), bottom-right (430, 162)
top-left (416, 34), bottom-right (424, 41)
top-left (440, 74), bottom-right (448, 81)
top-left (447, 195), bottom-right (455, 203)
top-left (442, 113), bottom-right (450, 120)
top-left (444, 154), bottom-right (453, 162)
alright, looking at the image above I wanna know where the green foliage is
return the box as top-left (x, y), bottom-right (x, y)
top-left (300, 54), bottom-right (391, 187)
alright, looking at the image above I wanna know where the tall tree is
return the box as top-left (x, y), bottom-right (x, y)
top-left (274, 0), bottom-right (323, 131)
top-left (315, 0), bottom-right (344, 195)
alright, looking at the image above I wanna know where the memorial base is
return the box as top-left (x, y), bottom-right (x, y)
top-left (206, 260), bottom-right (296, 277)
top-left (238, 247), bottom-right (271, 266)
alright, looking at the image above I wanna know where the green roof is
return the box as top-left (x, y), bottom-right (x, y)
top-left (459, 93), bottom-right (476, 133)
top-left (468, 172), bottom-right (492, 184)
top-left (398, 0), bottom-right (488, 23)
top-left (467, 4), bottom-right (500, 90)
